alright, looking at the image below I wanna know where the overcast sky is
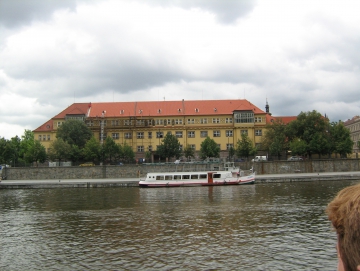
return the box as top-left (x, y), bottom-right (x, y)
top-left (1, 0), bottom-right (359, 139)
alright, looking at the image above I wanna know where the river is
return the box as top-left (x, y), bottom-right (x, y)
top-left (1, 180), bottom-right (357, 270)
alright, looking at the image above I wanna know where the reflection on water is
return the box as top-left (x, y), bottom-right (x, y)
top-left (1, 180), bottom-right (357, 270)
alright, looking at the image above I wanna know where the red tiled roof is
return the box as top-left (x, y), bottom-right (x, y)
top-left (33, 119), bottom-right (53, 132)
top-left (35, 99), bottom-right (299, 132)
top-left (266, 114), bottom-right (297, 124)
top-left (53, 103), bottom-right (91, 119)
top-left (87, 99), bottom-right (266, 117)
top-left (344, 116), bottom-right (360, 125)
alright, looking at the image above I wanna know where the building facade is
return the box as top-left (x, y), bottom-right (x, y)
top-left (33, 99), bottom-right (293, 161)
top-left (344, 116), bottom-right (360, 156)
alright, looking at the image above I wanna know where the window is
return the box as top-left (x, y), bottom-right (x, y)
top-left (111, 120), bottom-right (119, 126)
top-left (148, 132), bottom-right (152, 139)
top-left (175, 131), bottom-right (183, 138)
top-left (166, 119), bottom-right (172, 125)
top-left (38, 135), bottom-right (42, 140)
top-left (99, 133), bottom-right (107, 141)
top-left (175, 119), bottom-right (183, 125)
top-left (226, 130), bottom-right (233, 137)
top-left (213, 130), bottom-right (220, 137)
top-left (124, 120), bottom-right (133, 126)
top-left (255, 117), bottom-right (263, 123)
top-left (57, 121), bottom-right (62, 127)
top-left (112, 133), bottom-right (119, 140)
top-left (155, 119), bottom-right (164, 125)
top-left (187, 119), bottom-right (195, 124)
top-left (241, 130), bottom-right (248, 135)
top-left (137, 132), bottom-right (144, 139)
top-left (190, 144), bottom-right (196, 150)
top-left (47, 135), bottom-right (50, 141)
top-left (200, 118), bottom-right (208, 124)
top-left (179, 145), bottom-right (183, 151)
top-left (148, 145), bottom-right (153, 152)
top-left (100, 120), bottom-right (107, 126)
top-left (188, 131), bottom-right (195, 138)
top-left (225, 117), bottom-right (233, 123)
top-left (200, 131), bottom-right (208, 138)
top-left (212, 118), bottom-right (220, 124)
top-left (43, 135), bottom-right (46, 141)
top-left (226, 143), bottom-right (234, 150)
top-left (234, 112), bottom-right (254, 123)
top-left (125, 132), bottom-right (132, 139)
top-left (137, 146), bottom-right (144, 152)
top-left (87, 120), bottom-right (93, 126)
top-left (156, 132), bottom-right (164, 138)
top-left (136, 119), bottom-right (145, 126)
top-left (255, 129), bottom-right (262, 136)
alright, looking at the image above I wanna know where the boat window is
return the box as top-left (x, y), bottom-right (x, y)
top-left (182, 175), bottom-right (190, 179)
top-left (213, 174), bottom-right (221, 179)
top-left (174, 175), bottom-right (181, 180)
top-left (165, 175), bottom-right (172, 180)
top-left (191, 175), bottom-right (198, 179)
top-left (199, 174), bottom-right (207, 179)
top-left (156, 175), bottom-right (164, 180)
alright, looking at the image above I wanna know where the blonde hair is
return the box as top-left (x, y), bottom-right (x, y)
top-left (327, 183), bottom-right (360, 271)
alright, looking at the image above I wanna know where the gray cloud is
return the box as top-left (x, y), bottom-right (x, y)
top-left (158, 0), bottom-right (258, 24)
top-left (0, 0), bottom-right (360, 140)
top-left (0, 0), bottom-right (78, 28)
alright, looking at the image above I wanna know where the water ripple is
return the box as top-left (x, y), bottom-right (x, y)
top-left (1, 180), bottom-right (355, 270)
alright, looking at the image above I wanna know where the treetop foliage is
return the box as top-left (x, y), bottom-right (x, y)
top-left (262, 110), bottom-right (353, 158)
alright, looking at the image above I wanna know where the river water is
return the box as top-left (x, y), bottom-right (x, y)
top-left (1, 180), bottom-right (358, 271)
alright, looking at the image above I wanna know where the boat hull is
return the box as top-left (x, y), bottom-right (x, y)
top-left (139, 174), bottom-right (255, 188)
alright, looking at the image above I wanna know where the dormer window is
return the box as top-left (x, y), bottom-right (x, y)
top-left (120, 110), bottom-right (124, 114)
top-left (139, 110), bottom-right (143, 114)
top-left (214, 108), bottom-right (217, 112)
top-left (158, 109), bottom-right (162, 113)
top-left (195, 108), bottom-right (199, 113)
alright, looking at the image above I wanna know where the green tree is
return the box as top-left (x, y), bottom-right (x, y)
top-left (48, 138), bottom-right (72, 163)
top-left (70, 144), bottom-right (83, 164)
top-left (262, 120), bottom-right (287, 160)
top-left (329, 121), bottom-right (353, 157)
top-left (82, 136), bottom-right (101, 162)
top-left (56, 119), bottom-right (92, 148)
top-left (228, 146), bottom-right (235, 161)
top-left (289, 139), bottom-right (307, 156)
top-left (235, 133), bottom-right (256, 159)
top-left (0, 137), bottom-right (10, 165)
top-left (144, 151), bottom-right (152, 163)
top-left (24, 140), bottom-right (47, 166)
top-left (102, 137), bottom-right (119, 164)
top-left (183, 145), bottom-right (195, 161)
top-left (121, 143), bottom-right (135, 163)
top-left (287, 110), bottom-right (329, 158)
top-left (156, 133), bottom-right (182, 161)
top-left (199, 136), bottom-right (220, 160)
top-left (19, 130), bottom-right (35, 164)
top-left (3, 140), bottom-right (13, 165)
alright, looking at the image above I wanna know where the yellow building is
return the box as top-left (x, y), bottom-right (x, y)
top-left (34, 99), bottom-right (288, 161)
top-left (344, 116), bottom-right (360, 157)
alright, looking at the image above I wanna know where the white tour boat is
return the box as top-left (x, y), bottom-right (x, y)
top-left (139, 162), bottom-right (255, 188)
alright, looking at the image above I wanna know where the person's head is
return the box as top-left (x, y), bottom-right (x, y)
top-left (327, 183), bottom-right (360, 271)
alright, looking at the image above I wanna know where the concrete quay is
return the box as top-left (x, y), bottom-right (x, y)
top-left (1, 171), bottom-right (359, 189)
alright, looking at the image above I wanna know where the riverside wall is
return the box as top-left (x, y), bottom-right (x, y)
top-left (1, 159), bottom-right (360, 180)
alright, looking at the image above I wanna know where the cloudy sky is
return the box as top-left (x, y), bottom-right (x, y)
top-left (1, 0), bottom-right (359, 139)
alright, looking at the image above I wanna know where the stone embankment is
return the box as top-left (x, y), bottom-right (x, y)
top-left (1, 159), bottom-right (359, 189)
